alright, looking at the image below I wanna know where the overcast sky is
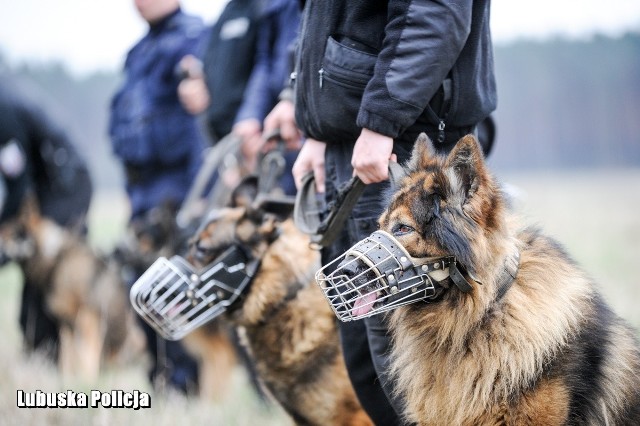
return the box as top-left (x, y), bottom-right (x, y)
top-left (1, 0), bottom-right (639, 77)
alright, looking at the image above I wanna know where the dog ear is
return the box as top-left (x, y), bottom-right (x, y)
top-left (407, 133), bottom-right (437, 171)
top-left (239, 207), bottom-right (281, 245)
top-left (230, 175), bottom-right (259, 208)
top-left (444, 134), bottom-right (487, 200)
top-left (257, 212), bottom-right (280, 243)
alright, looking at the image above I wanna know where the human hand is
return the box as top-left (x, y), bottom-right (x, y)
top-left (292, 138), bottom-right (326, 193)
top-left (233, 118), bottom-right (263, 172)
top-left (351, 128), bottom-right (396, 184)
top-left (263, 100), bottom-right (301, 151)
top-left (178, 76), bottom-right (210, 114)
top-left (177, 55), bottom-right (209, 114)
top-left (262, 128), bottom-right (302, 154)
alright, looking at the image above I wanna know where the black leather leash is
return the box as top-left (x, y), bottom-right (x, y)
top-left (294, 162), bottom-right (405, 250)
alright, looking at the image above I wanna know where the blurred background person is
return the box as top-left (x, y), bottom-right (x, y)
top-left (179, 0), bottom-right (260, 144)
top-left (0, 81), bottom-right (93, 362)
top-left (178, 0), bottom-right (301, 195)
top-left (108, 0), bottom-right (206, 394)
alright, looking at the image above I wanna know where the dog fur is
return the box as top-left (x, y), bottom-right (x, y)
top-left (373, 134), bottom-right (640, 425)
top-left (186, 180), bottom-right (372, 426)
top-left (0, 196), bottom-right (144, 380)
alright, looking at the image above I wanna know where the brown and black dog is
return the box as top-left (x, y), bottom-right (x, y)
top-left (0, 196), bottom-right (144, 380)
top-left (367, 134), bottom-right (640, 425)
top-left (186, 179), bottom-right (372, 426)
top-left (115, 201), bottom-right (247, 401)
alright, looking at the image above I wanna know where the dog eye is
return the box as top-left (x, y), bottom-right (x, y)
top-left (392, 223), bottom-right (414, 236)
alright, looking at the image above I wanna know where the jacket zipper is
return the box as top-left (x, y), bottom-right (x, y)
top-left (438, 120), bottom-right (446, 143)
top-left (437, 78), bottom-right (453, 143)
top-left (318, 67), bottom-right (369, 89)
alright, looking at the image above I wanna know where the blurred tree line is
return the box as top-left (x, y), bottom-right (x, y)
top-left (1, 33), bottom-right (639, 191)
top-left (489, 33), bottom-right (640, 171)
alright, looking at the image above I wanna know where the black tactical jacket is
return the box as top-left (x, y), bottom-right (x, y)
top-left (294, 0), bottom-right (497, 146)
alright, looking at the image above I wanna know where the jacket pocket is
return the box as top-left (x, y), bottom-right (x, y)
top-left (110, 85), bottom-right (194, 166)
top-left (316, 36), bottom-right (378, 142)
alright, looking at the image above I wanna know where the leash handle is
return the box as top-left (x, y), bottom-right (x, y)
top-left (294, 162), bottom-right (405, 250)
top-left (256, 129), bottom-right (287, 196)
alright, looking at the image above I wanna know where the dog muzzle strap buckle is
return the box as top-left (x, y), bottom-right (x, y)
top-left (315, 230), bottom-right (472, 321)
top-left (129, 246), bottom-right (259, 340)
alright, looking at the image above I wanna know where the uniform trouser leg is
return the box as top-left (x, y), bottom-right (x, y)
top-left (323, 142), bottom-right (413, 425)
top-left (336, 320), bottom-right (406, 426)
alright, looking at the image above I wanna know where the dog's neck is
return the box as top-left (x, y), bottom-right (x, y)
top-left (232, 220), bottom-right (320, 328)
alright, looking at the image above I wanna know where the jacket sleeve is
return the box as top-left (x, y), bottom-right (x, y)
top-left (357, 0), bottom-right (473, 138)
top-left (171, 19), bottom-right (207, 80)
top-left (234, 0), bottom-right (300, 124)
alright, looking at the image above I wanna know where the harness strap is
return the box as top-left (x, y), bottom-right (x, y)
top-left (495, 249), bottom-right (520, 301)
top-left (413, 251), bottom-right (520, 302)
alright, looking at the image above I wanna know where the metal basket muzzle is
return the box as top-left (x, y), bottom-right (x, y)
top-left (129, 246), bottom-right (257, 340)
top-left (315, 230), bottom-right (453, 321)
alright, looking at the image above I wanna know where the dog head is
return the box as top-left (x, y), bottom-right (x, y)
top-left (0, 194), bottom-right (68, 275)
top-left (188, 176), bottom-right (285, 268)
top-left (112, 200), bottom-right (185, 285)
top-left (377, 133), bottom-right (509, 298)
top-left (321, 133), bottom-right (513, 319)
top-left (186, 176), bottom-right (318, 325)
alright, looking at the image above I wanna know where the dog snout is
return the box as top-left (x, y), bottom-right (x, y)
top-left (338, 256), bottom-right (361, 279)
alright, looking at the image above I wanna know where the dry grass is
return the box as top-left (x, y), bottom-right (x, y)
top-left (498, 168), bottom-right (640, 328)
top-left (1, 170), bottom-right (638, 424)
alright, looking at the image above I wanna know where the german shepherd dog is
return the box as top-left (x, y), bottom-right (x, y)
top-left (186, 178), bottom-right (372, 426)
top-left (116, 202), bottom-right (249, 401)
top-left (0, 196), bottom-right (143, 380)
top-left (364, 134), bottom-right (640, 424)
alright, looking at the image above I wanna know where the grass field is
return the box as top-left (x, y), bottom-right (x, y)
top-left (1, 169), bottom-right (638, 424)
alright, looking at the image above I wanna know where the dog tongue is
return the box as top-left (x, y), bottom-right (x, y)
top-left (352, 292), bottom-right (378, 317)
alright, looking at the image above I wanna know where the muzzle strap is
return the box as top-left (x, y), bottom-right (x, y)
top-left (495, 249), bottom-right (520, 301)
top-left (449, 262), bottom-right (474, 293)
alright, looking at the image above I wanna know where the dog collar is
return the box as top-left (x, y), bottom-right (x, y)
top-left (129, 245), bottom-right (260, 340)
top-left (316, 231), bottom-right (520, 321)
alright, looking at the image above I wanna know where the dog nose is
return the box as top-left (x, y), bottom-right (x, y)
top-left (338, 256), bottom-right (360, 278)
